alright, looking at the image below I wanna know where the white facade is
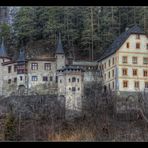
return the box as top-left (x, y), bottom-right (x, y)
top-left (98, 33), bottom-right (148, 93)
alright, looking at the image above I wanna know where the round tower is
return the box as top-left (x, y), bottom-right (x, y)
top-left (57, 66), bottom-right (84, 118)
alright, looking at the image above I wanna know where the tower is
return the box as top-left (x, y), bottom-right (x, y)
top-left (17, 47), bottom-right (27, 95)
top-left (57, 66), bottom-right (84, 118)
top-left (55, 33), bottom-right (66, 70)
top-left (0, 38), bottom-right (10, 96)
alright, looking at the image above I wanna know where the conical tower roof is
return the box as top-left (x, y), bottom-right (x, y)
top-left (17, 47), bottom-right (25, 63)
top-left (0, 37), bottom-right (8, 58)
top-left (56, 33), bottom-right (64, 54)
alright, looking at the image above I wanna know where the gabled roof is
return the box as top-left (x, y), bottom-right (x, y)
top-left (56, 33), bottom-right (64, 54)
top-left (0, 38), bottom-right (8, 58)
top-left (97, 25), bottom-right (145, 62)
top-left (17, 47), bottom-right (25, 63)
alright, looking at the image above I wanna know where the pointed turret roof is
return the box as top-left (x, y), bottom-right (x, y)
top-left (0, 37), bottom-right (8, 58)
top-left (56, 33), bottom-right (64, 54)
top-left (17, 47), bottom-right (25, 63)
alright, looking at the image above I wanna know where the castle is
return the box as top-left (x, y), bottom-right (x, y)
top-left (0, 25), bottom-right (147, 113)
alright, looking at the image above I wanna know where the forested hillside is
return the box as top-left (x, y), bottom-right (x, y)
top-left (0, 6), bottom-right (148, 60)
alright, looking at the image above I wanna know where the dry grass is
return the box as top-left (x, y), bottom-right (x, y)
top-left (49, 128), bottom-right (95, 141)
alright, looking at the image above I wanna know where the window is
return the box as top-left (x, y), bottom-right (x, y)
top-left (143, 58), bottom-right (148, 64)
top-left (104, 63), bottom-right (106, 69)
top-left (31, 63), bottom-right (38, 70)
top-left (14, 78), bottom-right (17, 83)
top-left (14, 65), bottom-right (17, 72)
top-left (108, 83), bottom-right (110, 90)
top-left (77, 78), bottom-right (79, 83)
top-left (112, 69), bottom-right (114, 77)
top-left (145, 82), bottom-right (148, 88)
top-left (136, 43), bottom-right (140, 49)
top-left (108, 59), bottom-right (111, 67)
top-left (112, 81), bottom-right (114, 89)
top-left (69, 78), bottom-right (71, 82)
top-left (56, 76), bottom-right (58, 83)
top-left (20, 76), bottom-right (22, 81)
top-left (43, 76), bottom-right (48, 81)
top-left (122, 56), bottom-right (127, 64)
top-left (143, 70), bottom-right (148, 77)
top-left (8, 66), bottom-right (11, 73)
top-left (32, 76), bottom-right (38, 81)
top-left (147, 43), bottom-right (148, 50)
top-left (50, 76), bottom-right (53, 81)
top-left (123, 81), bottom-right (128, 88)
top-left (133, 69), bottom-right (138, 76)
top-left (132, 57), bottom-right (137, 64)
top-left (112, 58), bottom-right (114, 65)
top-left (78, 88), bottom-right (80, 91)
top-left (60, 79), bottom-right (62, 83)
top-left (135, 81), bottom-right (139, 89)
top-left (44, 63), bottom-right (51, 70)
top-left (69, 88), bottom-right (71, 90)
top-left (108, 71), bottom-right (110, 79)
top-left (126, 42), bottom-right (129, 48)
top-left (122, 68), bottom-right (128, 76)
top-left (72, 77), bottom-right (76, 82)
top-left (8, 79), bottom-right (11, 84)
top-left (136, 34), bottom-right (140, 39)
top-left (104, 74), bottom-right (106, 80)
top-left (72, 87), bottom-right (76, 92)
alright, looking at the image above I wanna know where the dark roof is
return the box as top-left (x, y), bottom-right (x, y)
top-left (0, 38), bottom-right (8, 58)
top-left (57, 65), bottom-right (84, 72)
top-left (97, 25), bottom-right (145, 62)
top-left (17, 47), bottom-right (25, 63)
top-left (56, 33), bottom-right (64, 54)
